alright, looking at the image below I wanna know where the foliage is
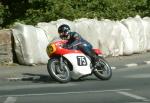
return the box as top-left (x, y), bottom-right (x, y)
top-left (0, 3), bottom-right (5, 28)
top-left (0, 0), bottom-right (149, 28)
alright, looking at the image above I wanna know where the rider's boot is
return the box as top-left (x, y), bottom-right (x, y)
top-left (87, 51), bottom-right (100, 67)
top-left (91, 56), bottom-right (100, 67)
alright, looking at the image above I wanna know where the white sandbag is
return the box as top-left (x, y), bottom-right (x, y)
top-left (121, 16), bottom-right (146, 53)
top-left (142, 17), bottom-right (150, 51)
top-left (74, 19), bottom-right (111, 56)
top-left (37, 22), bottom-right (59, 42)
top-left (74, 19), bottom-right (124, 56)
top-left (12, 16), bottom-right (150, 65)
top-left (36, 27), bottom-right (49, 63)
top-left (37, 18), bottom-right (133, 56)
top-left (37, 19), bottom-right (75, 41)
top-left (118, 22), bottom-right (134, 55)
top-left (12, 23), bottom-right (49, 65)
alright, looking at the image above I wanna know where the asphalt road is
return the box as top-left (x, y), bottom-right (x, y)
top-left (0, 52), bottom-right (150, 103)
top-left (0, 65), bottom-right (150, 103)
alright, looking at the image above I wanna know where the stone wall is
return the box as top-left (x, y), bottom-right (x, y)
top-left (0, 29), bottom-right (13, 64)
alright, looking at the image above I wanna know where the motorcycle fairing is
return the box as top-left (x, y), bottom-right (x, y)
top-left (63, 53), bottom-right (92, 79)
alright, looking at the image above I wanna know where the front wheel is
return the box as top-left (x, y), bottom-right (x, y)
top-left (93, 57), bottom-right (112, 80)
top-left (47, 58), bottom-right (71, 83)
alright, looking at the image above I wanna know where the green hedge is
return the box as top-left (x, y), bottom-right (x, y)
top-left (0, 0), bottom-right (149, 28)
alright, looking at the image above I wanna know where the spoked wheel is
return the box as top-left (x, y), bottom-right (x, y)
top-left (47, 58), bottom-right (71, 83)
top-left (93, 57), bottom-right (112, 80)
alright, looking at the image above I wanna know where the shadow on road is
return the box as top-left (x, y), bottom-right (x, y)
top-left (21, 73), bottom-right (99, 83)
top-left (22, 73), bottom-right (56, 83)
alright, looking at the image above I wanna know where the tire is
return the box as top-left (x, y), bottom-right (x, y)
top-left (47, 58), bottom-right (71, 83)
top-left (93, 56), bottom-right (112, 80)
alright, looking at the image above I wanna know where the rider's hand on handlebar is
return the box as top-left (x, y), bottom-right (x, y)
top-left (62, 44), bottom-right (68, 49)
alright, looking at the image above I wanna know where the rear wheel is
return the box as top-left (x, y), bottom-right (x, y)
top-left (47, 58), bottom-right (71, 83)
top-left (93, 57), bottom-right (112, 80)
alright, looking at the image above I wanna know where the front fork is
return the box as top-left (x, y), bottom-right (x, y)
top-left (60, 56), bottom-right (63, 70)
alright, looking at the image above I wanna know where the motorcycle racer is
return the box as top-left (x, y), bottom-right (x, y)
top-left (58, 24), bottom-right (99, 66)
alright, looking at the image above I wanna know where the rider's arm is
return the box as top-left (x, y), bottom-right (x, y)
top-left (72, 32), bottom-right (80, 40)
top-left (65, 32), bottom-right (82, 49)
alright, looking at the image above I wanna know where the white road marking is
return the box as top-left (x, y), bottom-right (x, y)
top-left (7, 77), bottom-right (22, 81)
top-left (0, 83), bottom-right (76, 91)
top-left (124, 74), bottom-right (150, 79)
top-left (144, 61), bottom-right (150, 64)
top-left (117, 91), bottom-right (149, 102)
top-left (111, 67), bottom-right (116, 70)
top-left (125, 63), bottom-right (138, 67)
top-left (0, 89), bottom-right (131, 98)
top-left (3, 97), bottom-right (17, 103)
top-left (128, 102), bottom-right (149, 103)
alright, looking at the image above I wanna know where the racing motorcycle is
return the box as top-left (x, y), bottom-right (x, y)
top-left (46, 38), bottom-right (112, 83)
